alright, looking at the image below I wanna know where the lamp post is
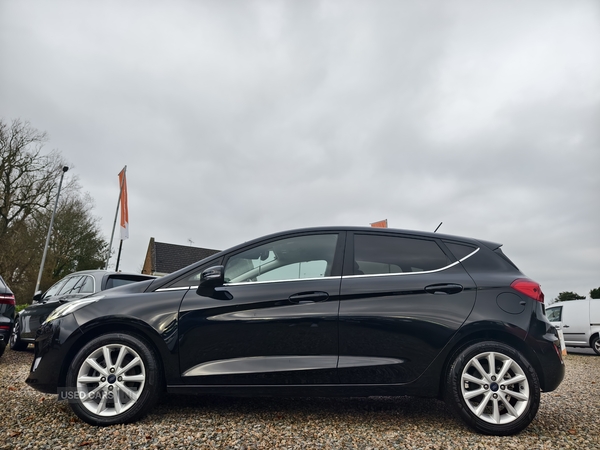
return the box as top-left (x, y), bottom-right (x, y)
top-left (34, 166), bottom-right (69, 294)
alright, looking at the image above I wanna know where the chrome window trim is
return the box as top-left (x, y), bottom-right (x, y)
top-left (225, 275), bottom-right (342, 287)
top-left (344, 247), bottom-right (480, 279)
top-left (458, 247), bottom-right (480, 262)
top-left (156, 286), bottom-right (193, 292)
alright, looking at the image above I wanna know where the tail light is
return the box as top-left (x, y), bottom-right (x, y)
top-left (511, 279), bottom-right (544, 303)
top-left (0, 293), bottom-right (15, 305)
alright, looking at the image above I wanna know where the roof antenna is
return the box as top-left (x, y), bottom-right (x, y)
top-left (434, 222), bottom-right (443, 233)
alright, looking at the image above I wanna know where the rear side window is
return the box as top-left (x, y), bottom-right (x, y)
top-left (459, 246), bottom-right (518, 273)
top-left (105, 275), bottom-right (152, 290)
top-left (443, 241), bottom-right (477, 261)
top-left (353, 234), bottom-right (450, 275)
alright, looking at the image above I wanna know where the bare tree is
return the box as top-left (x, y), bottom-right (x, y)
top-left (0, 119), bottom-right (71, 240)
top-left (0, 119), bottom-right (107, 303)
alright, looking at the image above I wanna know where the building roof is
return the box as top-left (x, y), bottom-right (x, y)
top-left (142, 238), bottom-right (220, 276)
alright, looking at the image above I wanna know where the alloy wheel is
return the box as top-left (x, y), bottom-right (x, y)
top-left (76, 344), bottom-right (146, 417)
top-left (460, 351), bottom-right (530, 425)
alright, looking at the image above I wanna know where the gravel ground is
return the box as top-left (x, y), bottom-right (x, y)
top-left (1, 347), bottom-right (598, 450)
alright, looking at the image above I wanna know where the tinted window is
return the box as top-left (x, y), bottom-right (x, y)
top-left (224, 234), bottom-right (338, 283)
top-left (546, 306), bottom-right (562, 322)
top-left (443, 241), bottom-right (477, 261)
top-left (460, 247), bottom-right (518, 273)
top-left (105, 275), bottom-right (152, 290)
top-left (353, 234), bottom-right (450, 275)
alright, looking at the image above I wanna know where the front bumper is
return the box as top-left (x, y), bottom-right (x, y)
top-left (25, 314), bottom-right (82, 394)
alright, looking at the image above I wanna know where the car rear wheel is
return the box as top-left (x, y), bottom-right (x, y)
top-left (592, 336), bottom-right (600, 356)
top-left (10, 321), bottom-right (28, 351)
top-left (66, 333), bottom-right (162, 426)
top-left (445, 341), bottom-right (540, 435)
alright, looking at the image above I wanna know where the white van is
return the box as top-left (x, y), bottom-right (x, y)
top-left (546, 299), bottom-right (600, 355)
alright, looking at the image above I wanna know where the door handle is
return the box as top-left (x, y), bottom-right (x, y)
top-left (424, 284), bottom-right (463, 295)
top-left (563, 325), bottom-right (570, 328)
top-left (289, 291), bottom-right (329, 304)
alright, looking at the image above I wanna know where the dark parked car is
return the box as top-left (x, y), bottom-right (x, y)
top-left (26, 227), bottom-right (564, 435)
top-left (10, 270), bottom-right (155, 351)
top-left (0, 275), bottom-right (16, 357)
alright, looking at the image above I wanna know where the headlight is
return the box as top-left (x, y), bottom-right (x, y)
top-left (44, 296), bottom-right (104, 324)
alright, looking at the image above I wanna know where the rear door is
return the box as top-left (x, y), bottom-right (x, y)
top-left (338, 231), bottom-right (477, 384)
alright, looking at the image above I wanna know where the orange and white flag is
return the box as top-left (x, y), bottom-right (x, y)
top-left (118, 167), bottom-right (129, 240)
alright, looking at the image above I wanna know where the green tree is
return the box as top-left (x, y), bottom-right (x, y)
top-left (590, 288), bottom-right (600, 299)
top-left (555, 291), bottom-right (586, 303)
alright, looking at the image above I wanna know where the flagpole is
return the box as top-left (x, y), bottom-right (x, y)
top-left (105, 165), bottom-right (127, 269)
top-left (115, 239), bottom-right (124, 272)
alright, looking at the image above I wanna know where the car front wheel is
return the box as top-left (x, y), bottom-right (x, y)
top-left (445, 341), bottom-right (540, 435)
top-left (66, 333), bottom-right (162, 426)
top-left (10, 321), bottom-right (28, 351)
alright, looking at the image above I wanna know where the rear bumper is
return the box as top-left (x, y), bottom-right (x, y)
top-left (527, 327), bottom-right (565, 392)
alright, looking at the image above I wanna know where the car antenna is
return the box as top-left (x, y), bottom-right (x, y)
top-left (434, 222), bottom-right (443, 233)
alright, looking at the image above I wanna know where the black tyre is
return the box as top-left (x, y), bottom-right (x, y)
top-left (592, 336), bottom-right (600, 356)
top-left (445, 341), bottom-right (540, 435)
top-left (66, 333), bottom-right (162, 426)
top-left (10, 321), bottom-right (28, 351)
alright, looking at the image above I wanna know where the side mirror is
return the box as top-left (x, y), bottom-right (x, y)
top-left (32, 291), bottom-right (43, 303)
top-left (199, 266), bottom-right (225, 289)
top-left (196, 266), bottom-right (232, 300)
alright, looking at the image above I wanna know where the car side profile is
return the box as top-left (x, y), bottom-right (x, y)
top-left (10, 270), bottom-right (155, 351)
top-left (26, 227), bottom-right (564, 435)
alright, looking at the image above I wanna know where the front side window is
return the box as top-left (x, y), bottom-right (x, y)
top-left (546, 306), bottom-right (562, 322)
top-left (224, 234), bottom-right (338, 284)
top-left (353, 234), bottom-right (450, 275)
top-left (71, 275), bottom-right (95, 294)
top-left (57, 276), bottom-right (84, 295)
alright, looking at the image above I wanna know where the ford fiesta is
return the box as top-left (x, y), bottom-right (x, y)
top-left (26, 227), bottom-right (564, 435)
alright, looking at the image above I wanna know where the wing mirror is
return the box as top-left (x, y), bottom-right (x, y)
top-left (199, 265), bottom-right (225, 289)
top-left (32, 290), bottom-right (43, 303)
top-left (196, 266), bottom-right (232, 300)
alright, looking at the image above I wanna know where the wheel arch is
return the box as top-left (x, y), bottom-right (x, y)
top-left (438, 327), bottom-right (542, 398)
top-left (58, 319), bottom-right (172, 392)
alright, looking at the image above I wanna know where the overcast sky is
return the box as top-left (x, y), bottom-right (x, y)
top-left (1, 0), bottom-right (598, 302)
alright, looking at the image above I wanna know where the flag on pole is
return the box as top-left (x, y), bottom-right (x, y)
top-left (370, 219), bottom-right (388, 228)
top-left (118, 167), bottom-right (129, 240)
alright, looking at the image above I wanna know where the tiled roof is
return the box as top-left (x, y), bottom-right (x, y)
top-left (153, 241), bottom-right (220, 274)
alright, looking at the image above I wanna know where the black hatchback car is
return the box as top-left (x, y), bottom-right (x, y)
top-left (26, 227), bottom-right (564, 435)
top-left (0, 275), bottom-right (16, 357)
top-left (11, 270), bottom-right (155, 351)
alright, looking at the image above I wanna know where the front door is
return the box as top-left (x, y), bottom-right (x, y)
top-left (178, 232), bottom-right (344, 385)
